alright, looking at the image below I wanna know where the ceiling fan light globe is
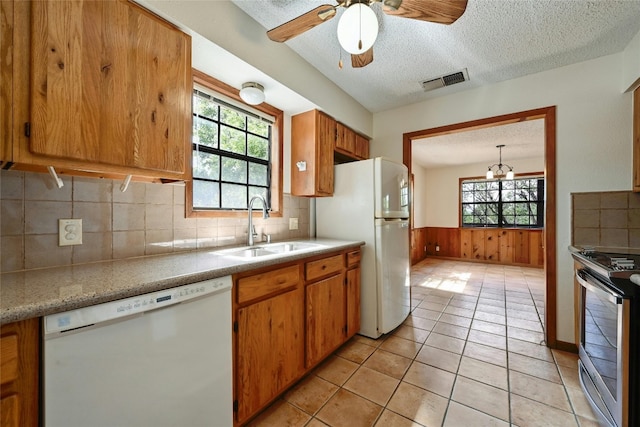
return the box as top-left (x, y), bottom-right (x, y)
top-left (337, 3), bottom-right (378, 55)
top-left (239, 82), bottom-right (265, 105)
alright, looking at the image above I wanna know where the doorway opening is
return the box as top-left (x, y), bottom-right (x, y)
top-left (402, 106), bottom-right (559, 349)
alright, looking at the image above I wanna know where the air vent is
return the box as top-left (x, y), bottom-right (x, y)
top-left (421, 68), bottom-right (469, 92)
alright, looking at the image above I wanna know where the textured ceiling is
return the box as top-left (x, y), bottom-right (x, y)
top-left (232, 0), bottom-right (640, 113)
top-left (412, 119), bottom-right (545, 169)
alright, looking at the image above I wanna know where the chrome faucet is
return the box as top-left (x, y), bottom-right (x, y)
top-left (247, 195), bottom-right (269, 246)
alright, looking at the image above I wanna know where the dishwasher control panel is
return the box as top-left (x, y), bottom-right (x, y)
top-left (44, 276), bottom-right (232, 335)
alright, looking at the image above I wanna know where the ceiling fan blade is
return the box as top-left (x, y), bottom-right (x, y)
top-left (384, 0), bottom-right (468, 24)
top-left (351, 48), bottom-right (373, 68)
top-left (267, 5), bottom-right (337, 42)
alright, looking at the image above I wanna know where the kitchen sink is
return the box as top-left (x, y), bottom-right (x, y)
top-left (222, 248), bottom-right (279, 258)
top-left (217, 241), bottom-right (324, 259)
top-left (265, 242), bottom-right (320, 253)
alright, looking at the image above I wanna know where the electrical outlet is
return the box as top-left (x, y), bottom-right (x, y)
top-left (59, 219), bottom-right (82, 246)
top-left (436, 245), bottom-right (440, 252)
top-left (289, 217), bottom-right (299, 230)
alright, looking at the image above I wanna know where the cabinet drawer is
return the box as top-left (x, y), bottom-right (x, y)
top-left (346, 250), bottom-right (361, 268)
top-left (237, 265), bottom-right (300, 304)
top-left (0, 334), bottom-right (18, 386)
top-left (306, 255), bottom-right (343, 281)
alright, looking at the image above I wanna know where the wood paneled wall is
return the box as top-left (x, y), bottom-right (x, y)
top-left (412, 227), bottom-right (544, 268)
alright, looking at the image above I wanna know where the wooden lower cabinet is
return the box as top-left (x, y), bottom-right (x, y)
top-left (232, 248), bottom-right (362, 426)
top-left (235, 286), bottom-right (305, 423)
top-left (346, 250), bottom-right (362, 338)
top-left (306, 274), bottom-right (345, 367)
top-left (0, 318), bottom-right (39, 427)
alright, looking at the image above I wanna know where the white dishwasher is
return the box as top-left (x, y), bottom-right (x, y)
top-left (43, 276), bottom-right (233, 427)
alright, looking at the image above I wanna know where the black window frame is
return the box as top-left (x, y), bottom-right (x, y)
top-left (191, 88), bottom-right (273, 211)
top-left (460, 176), bottom-right (545, 228)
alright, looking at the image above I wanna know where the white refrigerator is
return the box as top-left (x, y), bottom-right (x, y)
top-left (316, 157), bottom-right (410, 339)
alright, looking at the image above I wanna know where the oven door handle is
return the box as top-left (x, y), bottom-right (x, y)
top-left (576, 269), bottom-right (623, 304)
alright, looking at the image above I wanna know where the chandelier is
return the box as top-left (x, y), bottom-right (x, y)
top-left (486, 144), bottom-right (514, 180)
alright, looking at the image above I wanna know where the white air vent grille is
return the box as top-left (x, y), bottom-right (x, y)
top-left (421, 68), bottom-right (469, 92)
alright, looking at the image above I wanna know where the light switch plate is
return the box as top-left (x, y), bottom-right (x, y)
top-left (289, 218), bottom-right (299, 230)
top-left (59, 219), bottom-right (82, 246)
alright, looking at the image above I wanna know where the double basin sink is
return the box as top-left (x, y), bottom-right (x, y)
top-left (216, 241), bottom-right (324, 259)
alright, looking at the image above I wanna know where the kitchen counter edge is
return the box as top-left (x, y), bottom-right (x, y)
top-left (1, 239), bottom-right (364, 325)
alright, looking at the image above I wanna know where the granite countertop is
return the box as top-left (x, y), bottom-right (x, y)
top-left (0, 238), bottom-right (364, 325)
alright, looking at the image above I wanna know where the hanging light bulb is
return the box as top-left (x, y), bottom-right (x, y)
top-left (336, 3), bottom-right (378, 55)
top-left (486, 144), bottom-right (515, 180)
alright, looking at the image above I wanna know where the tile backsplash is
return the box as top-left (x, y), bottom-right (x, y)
top-left (0, 170), bottom-right (310, 272)
top-left (572, 190), bottom-right (640, 248)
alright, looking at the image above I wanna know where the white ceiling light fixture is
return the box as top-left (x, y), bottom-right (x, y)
top-left (336, 3), bottom-right (379, 55)
top-left (486, 144), bottom-right (514, 180)
top-left (239, 82), bottom-right (265, 105)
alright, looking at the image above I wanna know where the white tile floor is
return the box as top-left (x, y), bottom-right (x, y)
top-left (249, 258), bottom-right (599, 427)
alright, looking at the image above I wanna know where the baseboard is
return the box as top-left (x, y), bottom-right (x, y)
top-left (551, 339), bottom-right (578, 353)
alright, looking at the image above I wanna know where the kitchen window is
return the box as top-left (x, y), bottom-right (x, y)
top-left (188, 70), bottom-right (284, 218)
top-left (460, 176), bottom-right (544, 228)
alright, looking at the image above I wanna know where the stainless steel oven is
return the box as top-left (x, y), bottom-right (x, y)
top-left (571, 246), bottom-right (640, 427)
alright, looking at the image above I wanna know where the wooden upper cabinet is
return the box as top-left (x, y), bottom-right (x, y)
top-left (0, 2), bottom-right (13, 166)
top-left (335, 122), bottom-right (355, 154)
top-left (354, 133), bottom-right (370, 159)
top-left (7, 0), bottom-right (191, 179)
top-left (291, 110), bottom-right (335, 196)
top-left (336, 122), bottom-right (369, 160)
top-left (633, 87), bottom-right (640, 191)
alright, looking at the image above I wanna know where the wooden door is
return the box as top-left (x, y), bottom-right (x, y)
top-left (335, 122), bottom-right (355, 154)
top-left (317, 112), bottom-right (335, 195)
top-left (346, 267), bottom-right (361, 337)
top-left (235, 288), bottom-right (304, 424)
top-left (306, 274), bottom-right (345, 367)
top-left (30, 0), bottom-right (190, 173)
top-left (0, 318), bottom-right (39, 427)
top-left (354, 134), bottom-right (369, 159)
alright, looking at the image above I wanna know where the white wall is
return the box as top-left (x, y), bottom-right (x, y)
top-left (373, 51), bottom-right (638, 344)
top-left (413, 157), bottom-right (545, 228)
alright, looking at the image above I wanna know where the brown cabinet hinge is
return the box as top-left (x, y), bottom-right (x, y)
top-left (233, 400), bottom-right (238, 413)
top-left (24, 122), bottom-right (31, 137)
top-left (233, 321), bottom-right (238, 333)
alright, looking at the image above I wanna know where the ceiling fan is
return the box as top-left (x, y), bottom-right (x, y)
top-left (267, 0), bottom-right (468, 68)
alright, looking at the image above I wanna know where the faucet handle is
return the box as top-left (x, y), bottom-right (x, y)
top-left (251, 225), bottom-right (258, 237)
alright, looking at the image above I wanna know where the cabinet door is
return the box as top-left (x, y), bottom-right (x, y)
top-left (346, 266), bottom-right (361, 337)
top-left (0, 1), bottom-right (12, 164)
top-left (306, 274), bottom-right (345, 367)
top-left (335, 122), bottom-right (355, 154)
top-left (317, 112), bottom-right (335, 195)
top-left (236, 288), bottom-right (304, 424)
top-left (354, 134), bottom-right (369, 159)
top-left (0, 318), bottom-right (39, 427)
top-left (30, 0), bottom-right (190, 174)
